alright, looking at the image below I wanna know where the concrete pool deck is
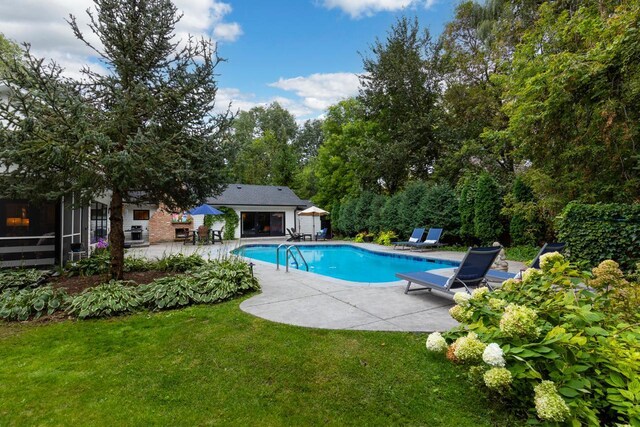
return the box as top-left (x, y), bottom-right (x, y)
top-left (128, 240), bottom-right (525, 333)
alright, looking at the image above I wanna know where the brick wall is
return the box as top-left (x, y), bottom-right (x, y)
top-left (148, 207), bottom-right (193, 244)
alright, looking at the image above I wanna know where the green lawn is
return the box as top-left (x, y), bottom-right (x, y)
top-left (0, 299), bottom-right (518, 426)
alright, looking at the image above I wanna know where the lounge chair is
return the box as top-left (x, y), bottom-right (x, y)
top-left (392, 228), bottom-right (426, 250)
top-left (287, 228), bottom-right (302, 242)
top-left (396, 246), bottom-right (502, 295)
top-left (315, 228), bottom-right (329, 241)
top-left (410, 228), bottom-right (444, 251)
top-left (485, 242), bottom-right (566, 282)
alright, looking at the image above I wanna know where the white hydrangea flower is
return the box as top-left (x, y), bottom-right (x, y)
top-left (482, 343), bottom-right (506, 367)
top-left (471, 286), bottom-right (489, 300)
top-left (483, 367), bottom-right (512, 390)
top-left (425, 332), bottom-right (448, 352)
top-left (534, 381), bottom-right (571, 422)
top-left (453, 292), bottom-right (472, 305)
top-left (538, 252), bottom-right (564, 272)
top-left (521, 268), bottom-right (543, 285)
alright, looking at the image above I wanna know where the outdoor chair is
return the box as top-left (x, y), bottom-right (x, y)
top-left (396, 246), bottom-right (502, 296)
top-left (485, 242), bottom-right (566, 282)
top-left (315, 228), bottom-right (329, 241)
top-left (287, 228), bottom-right (302, 242)
top-left (410, 228), bottom-right (444, 251)
top-left (392, 228), bottom-right (426, 250)
top-left (197, 225), bottom-right (210, 244)
top-left (211, 226), bottom-right (224, 244)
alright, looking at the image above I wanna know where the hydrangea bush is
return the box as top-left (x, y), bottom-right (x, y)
top-left (426, 253), bottom-right (640, 425)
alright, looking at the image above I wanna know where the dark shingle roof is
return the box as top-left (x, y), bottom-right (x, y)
top-left (206, 184), bottom-right (306, 207)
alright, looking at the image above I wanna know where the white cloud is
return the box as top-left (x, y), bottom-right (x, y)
top-left (0, 0), bottom-right (241, 78)
top-left (215, 88), bottom-right (315, 121)
top-left (321, 0), bottom-right (436, 18)
top-left (269, 72), bottom-right (361, 111)
top-left (213, 22), bottom-right (243, 42)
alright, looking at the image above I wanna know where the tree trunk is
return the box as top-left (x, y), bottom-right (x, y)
top-left (109, 189), bottom-right (125, 280)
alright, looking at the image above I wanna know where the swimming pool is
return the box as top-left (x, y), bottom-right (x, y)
top-left (232, 244), bottom-right (458, 283)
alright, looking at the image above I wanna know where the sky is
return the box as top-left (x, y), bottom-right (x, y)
top-left (0, 0), bottom-right (457, 121)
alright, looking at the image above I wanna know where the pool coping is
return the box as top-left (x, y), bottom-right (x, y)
top-left (128, 241), bottom-right (525, 333)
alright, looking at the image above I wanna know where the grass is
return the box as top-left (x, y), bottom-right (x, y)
top-left (0, 299), bottom-right (520, 426)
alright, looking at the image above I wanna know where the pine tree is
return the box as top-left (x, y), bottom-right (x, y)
top-left (0, 0), bottom-right (232, 279)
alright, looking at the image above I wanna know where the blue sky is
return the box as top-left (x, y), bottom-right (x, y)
top-left (0, 0), bottom-right (457, 120)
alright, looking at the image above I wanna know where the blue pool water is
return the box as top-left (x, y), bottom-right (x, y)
top-left (232, 244), bottom-right (458, 283)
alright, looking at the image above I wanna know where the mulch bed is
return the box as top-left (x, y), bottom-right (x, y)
top-left (50, 271), bottom-right (174, 295)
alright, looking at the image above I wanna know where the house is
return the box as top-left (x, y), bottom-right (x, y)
top-left (206, 184), bottom-right (310, 239)
top-left (0, 194), bottom-right (89, 268)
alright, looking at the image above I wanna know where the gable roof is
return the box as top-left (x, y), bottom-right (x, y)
top-left (206, 184), bottom-right (306, 207)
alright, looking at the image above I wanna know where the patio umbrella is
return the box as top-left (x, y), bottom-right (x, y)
top-left (297, 206), bottom-right (329, 238)
top-left (187, 204), bottom-right (223, 216)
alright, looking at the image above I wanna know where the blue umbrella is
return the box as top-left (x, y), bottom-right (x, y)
top-left (187, 204), bottom-right (223, 215)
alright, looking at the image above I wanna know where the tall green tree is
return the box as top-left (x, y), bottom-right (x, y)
top-left (313, 99), bottom-right (376, 212)
top-left (0, 0), bottom-right (231, 279)
top-left (434, 1), bottom-right (513, 183)
top-left (227, 102), bottom-right (299, 186)
top-left (359, 16), bottom-right (440, 193)
top-left (502, 1), bottom-right (640, 211)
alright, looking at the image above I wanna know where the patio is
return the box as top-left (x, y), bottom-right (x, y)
top-left (128, 240), bottom-right (525, 332)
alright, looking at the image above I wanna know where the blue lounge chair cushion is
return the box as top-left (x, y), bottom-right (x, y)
top-left (395, 271), bottom-right (452, 289)
top-left (485, 269), bottom-right (517, 282)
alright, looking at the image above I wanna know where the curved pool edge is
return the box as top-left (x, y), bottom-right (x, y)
top-left (231, 242), bottom-right (460, 285)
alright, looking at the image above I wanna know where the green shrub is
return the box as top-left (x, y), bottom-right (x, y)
top-left (354, 231), bottom-right (374, 243)
top-left (428, 253), bottom-right (640, 425)
top-left (473, 173), bottom-right (503, 244)
top-left (375, 230), bottom-right (397, 246)
top-left (155, 253), bottom-right (205, 273)
top-left (557, 202), bottom-right (640, 270)
top-left (0, 268), bottom-right (50, 292)
top-left (397, 181), bottom-right (430, 237)
top-left (504, 245), bottom-right (539, 263)
top-left (140, 275), bottom-right (199, 310)
top-left (0, 286), bottom-right (68, 321)
top-left (380, 193), bottom-right (402, 233)
top-left (124, 256), bottom-right (156, 272)
top-left (65, 251), bottom-right (110, 276)
top-left (457, 177), bottom-right (476, 244)
top-left (353, 191), bottom-right (376, 233)
top-left (420, 182), bottom-right (460, 240)
top-left (367, 194), bottom-right (387, 233)
top-left (503, 177), bottom-right (544, 246)
top-left (65, 252), bottom-right (157, 276)
top-left (142, 258), bottom-right (260, 310)
top-left (68, 281), bottom-right (142, 319)
top-left (335, 198), bottom-right (358, 236)
top-left (190, 258), bottom-right (260, 301)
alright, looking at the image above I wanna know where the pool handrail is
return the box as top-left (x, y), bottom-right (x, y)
top-left (286, 245), bottom-right (309, 272)
top-left (276, 243), bottom-right (288, 270)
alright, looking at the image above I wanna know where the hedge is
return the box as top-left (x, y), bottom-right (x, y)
top-left (557, 202), bottom-right (640, 269)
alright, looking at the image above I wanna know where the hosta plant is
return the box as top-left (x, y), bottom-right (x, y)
top-left (0, 268), bottom-right (50, 291)
top-left (426, 253), bottom-right (640, 426)
top-left (374, 230), bottom-right (398, 246)
top-left (0, 285), bottom-right (68, 321)
top-left (68, 281), bottom-right (142, 319)
top-left (155, 252), bottom-right (205, 272)
top-left (140, 275), bottom-right (201, 310)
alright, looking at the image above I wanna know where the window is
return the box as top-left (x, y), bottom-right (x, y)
top-left (133, 210), bottom-right (150, 220)
top-left (241, 212), bottom-right (285, 237)
top-left (90, 202), bottom-right (108, 243)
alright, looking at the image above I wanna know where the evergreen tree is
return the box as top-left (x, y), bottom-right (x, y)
top-left (0, 0), bottom-right (231, 279)
top-left (474, 173), bottom-right (503, 244)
